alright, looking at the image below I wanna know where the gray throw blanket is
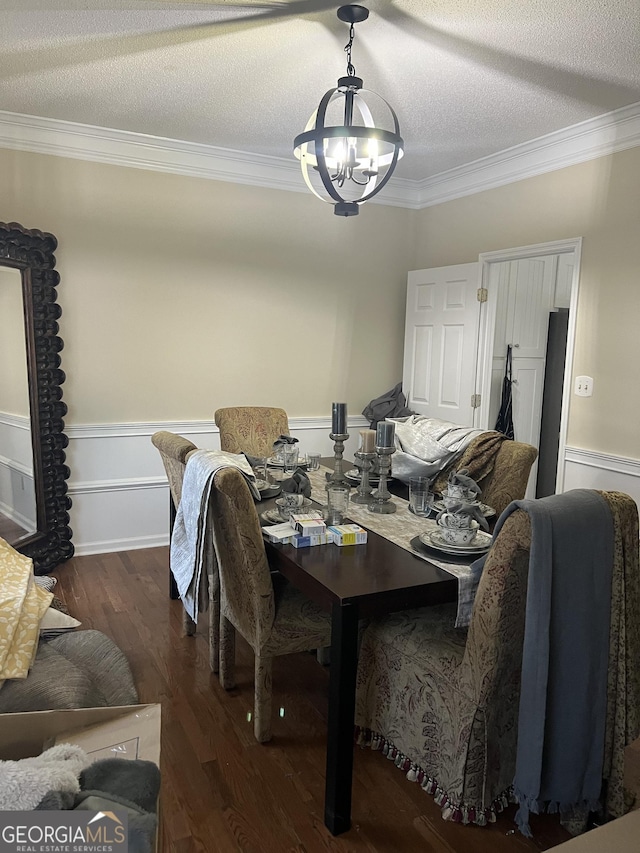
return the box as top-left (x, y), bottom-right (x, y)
top-left (477, 491), bottom-right (614, 836)
top-left (170, 449), bottom-right (259, 621)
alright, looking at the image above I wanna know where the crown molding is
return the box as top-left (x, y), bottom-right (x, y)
top-left (0, 110), bottom-right (419, 209)
top-left (0, 103), bottom-right (639, 210)
top-left (415, 101), bottom-right (640, 207)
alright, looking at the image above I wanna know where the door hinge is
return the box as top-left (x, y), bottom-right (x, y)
top-left (476, 287), bottom-right (488, 303)
top-left (471, 393), bottom-right (481, 409)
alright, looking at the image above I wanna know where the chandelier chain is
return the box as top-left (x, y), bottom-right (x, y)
top-left (344, 23), bottom-right (356, 77)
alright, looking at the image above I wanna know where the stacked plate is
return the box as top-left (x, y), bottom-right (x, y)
top-left (418, 529), bottom-right (492, 558)
top-left (345, 468), bottom-right (392, 486)
top-left (267, 456), bottom-right (308, 470)
top-left (255, 480), bottom-right (281, 500)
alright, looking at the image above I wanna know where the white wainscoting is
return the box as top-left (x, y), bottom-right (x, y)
top-left (0, 412), bottom-right (36, 529)
top-left (563, 447), bottom-right (640, 511)
top-left (66, 416), bottom-right (370, 555)
top-left (65, 430), bottom-right (640, 557)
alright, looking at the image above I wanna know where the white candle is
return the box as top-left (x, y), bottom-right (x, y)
top-left (376, 421), bottom-right (395, 448)
top-left (360, 429), bottom-right (376, 453)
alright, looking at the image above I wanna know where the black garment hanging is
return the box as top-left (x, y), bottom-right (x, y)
top-left (494, 345), bottom-right (515, 440)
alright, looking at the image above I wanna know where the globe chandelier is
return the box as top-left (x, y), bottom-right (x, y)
top-left (293, 4), bottom-right (404, 217)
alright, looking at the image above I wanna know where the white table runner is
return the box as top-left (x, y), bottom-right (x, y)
top-left (306, 466), bottom-right (476, 590)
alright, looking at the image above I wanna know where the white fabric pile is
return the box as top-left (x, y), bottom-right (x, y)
top-left (388, 415), bottom-right (485, 484)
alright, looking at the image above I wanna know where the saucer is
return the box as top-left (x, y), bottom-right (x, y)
top-left (419, 529), bottom-right (492, 556)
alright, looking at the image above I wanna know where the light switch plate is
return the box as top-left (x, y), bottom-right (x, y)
top-left (575, 375), bottom-right (593, 397)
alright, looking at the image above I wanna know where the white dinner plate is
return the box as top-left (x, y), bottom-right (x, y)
top-left (419, 529), bottom-right (492, 556)
top-left (267, 457), bottom-right (308, 470)
top-left (345, 468), bottom-right (390, 485)
top-left (432, 499), bottom-right (496, 518)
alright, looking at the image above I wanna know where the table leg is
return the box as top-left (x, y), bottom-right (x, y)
top-left (324, 601), bottom-right (359, 835)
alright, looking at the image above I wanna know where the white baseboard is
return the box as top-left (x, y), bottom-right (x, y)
top-left (66, 416), bottom-right (369, 555)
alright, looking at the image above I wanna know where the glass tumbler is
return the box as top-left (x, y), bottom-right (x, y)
top-left (409, 476), bottom-right (432, 516)
top-left (282, 445), bottom-right (299, 474)
top-left (306, 452), bottom-right (321, 471)
top-left (325, 483), bottom-right (351, 525)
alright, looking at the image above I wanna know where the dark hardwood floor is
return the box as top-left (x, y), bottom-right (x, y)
top-left (50, 547), bottom-right (570, 853)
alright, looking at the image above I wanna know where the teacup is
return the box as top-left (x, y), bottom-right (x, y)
top-left (443, 485), bottom-right (475, 508)
top-left (276, 493), bottom-right (306, 520)
top-left (438, 519), bottom-right (479, 546)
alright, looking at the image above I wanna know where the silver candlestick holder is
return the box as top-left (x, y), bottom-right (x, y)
top-left (368, 445), bottom-right (397, 514)
top-left (328, 432), bottom-right (350, 487)
top-left (351, 450), bottom-right (376, 504)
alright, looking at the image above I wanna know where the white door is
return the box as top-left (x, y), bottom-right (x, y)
top-left (402, 263), bottom-right (480, 427)
top-left (511, 357), bottom-right (546, 496)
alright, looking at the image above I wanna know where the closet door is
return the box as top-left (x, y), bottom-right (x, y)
top-left (402, 263), bottom-right (480, 426)
top-left (509, 257), bottom-right (556, 358)
top-left (511, 357), bottom-right (546, 497)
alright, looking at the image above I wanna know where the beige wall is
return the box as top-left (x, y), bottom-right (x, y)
top-left (0, 266), bottom-right (29, 416)
top-left (413, 146), bottom-right (640, 459)
top-left (1, 143), bottom-right (639, 461)
top-left (0, 147), bottom-right (414, 424)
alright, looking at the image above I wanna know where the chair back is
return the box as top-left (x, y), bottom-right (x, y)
top-left (151, 431), bottom-right (198, 506)
top-left (478, 439), bottom-right (537, 516)
top-left (210, 466), bottom-right (275, 648)
top-left (214, 407), bottom-right (289, 457)
top-left (461, 509), bottom-right (531, 699)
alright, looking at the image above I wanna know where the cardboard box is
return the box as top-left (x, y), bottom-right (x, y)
top-left (0, 704), bottom-right (162, 850)
top-left (328, 524), bottom-right (368, 546)
top-left (548, 809), bottom-right (640, 850)
top-left (291, 533), bottom-right (328, 548)
top-left (262, 522), bottom-right (298, 544)
top-left (293, 517), bottom-right (327, 537)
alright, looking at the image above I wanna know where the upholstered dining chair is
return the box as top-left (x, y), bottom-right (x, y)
top-left (476, 439), bottom-right (538, 516)
top-left (151, 431), bottom-right (219, 671)
top-left (214, 406), bottom-right (289, 457)
top-left (434, 435), bottom-right (538, 518)
top-left (355, 491), bottom-right (640, 828)
top-left (210, 466), bottom-right (332, 743)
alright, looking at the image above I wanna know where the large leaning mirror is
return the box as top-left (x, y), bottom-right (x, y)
top-left (0, 221), bottom-right (73, 573)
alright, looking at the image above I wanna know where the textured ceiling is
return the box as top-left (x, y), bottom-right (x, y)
top-left (1, 0), bottom-right (639, 181)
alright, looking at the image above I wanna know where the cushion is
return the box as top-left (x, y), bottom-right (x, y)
top-left (0, 630), bottom-right (138, 713)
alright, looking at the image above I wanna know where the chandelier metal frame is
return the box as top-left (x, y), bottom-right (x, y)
top-left (293, 4), bottom-right (404, 217)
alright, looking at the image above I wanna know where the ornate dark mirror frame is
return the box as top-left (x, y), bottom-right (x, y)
top-left (0, 221), bottom-right (73, 572)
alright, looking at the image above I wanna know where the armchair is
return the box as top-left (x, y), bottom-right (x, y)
top-left (355, 490), bottom-right (640, 828)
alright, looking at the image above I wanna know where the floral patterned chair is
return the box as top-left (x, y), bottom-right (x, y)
top-left (210, 466), bottom-right (331, 743)
top-left (433, 434), bottom-right (538, 517)
top-left (151, 431), bottom-right (219, 672)
top-left (214, 406), bottom-right (289, 457)
top-left (354, 491), bottom-right (640, 828)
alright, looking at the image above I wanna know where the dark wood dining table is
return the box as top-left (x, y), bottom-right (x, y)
top-left (262, 461), bottom-right (458, 836)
